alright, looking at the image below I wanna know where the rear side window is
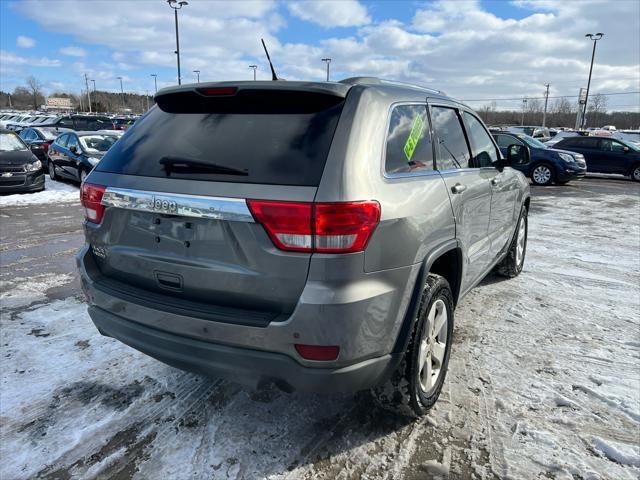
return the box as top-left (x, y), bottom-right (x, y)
top-left (462, 112), bottom-right (498, 168)
top-left (58, 117), bottom-right (74, 128)
top-left (97, 90), bottom-right (345, 186)
top-left (430, 106), bottom-right (470, 170)
top-left (57, 134), bottom-right (69, 147)
top-left (385, 105), bottom-right (433, 175)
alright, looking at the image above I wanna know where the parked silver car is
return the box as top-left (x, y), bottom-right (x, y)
top-left (77, 78), bottom-right (531, 416)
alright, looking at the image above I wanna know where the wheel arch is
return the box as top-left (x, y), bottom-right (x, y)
top-left (391, 241), bottom-right (462, 354)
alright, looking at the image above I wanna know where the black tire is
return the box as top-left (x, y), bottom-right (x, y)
top-left (530, 163), bottom-right (554, 186)
top-left (496, 206), bottom-right (528, 278)
top-left (631, 164), bottom-right (640, 182)
top-left (372, 274), bottom-right (454, 417)
top-left (48, 161), bottom-right (57, 181)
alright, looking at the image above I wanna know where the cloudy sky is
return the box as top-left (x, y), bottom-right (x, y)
top-left (1, 0), bottom-right (639, 111)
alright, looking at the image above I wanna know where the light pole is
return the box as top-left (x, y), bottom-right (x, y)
top-left (91, 79), bottom-right (97, 111)
top-left (321, 58), bottom-right (331, 81)
top-left (117, 76), bottom-right (125, 111)
top-left (582, 33), bottom-right (604, 129)
top-left (249, 65), bottom-right (257, 81)
top-left (84, 73), bottom-right (92, 113)
top-left (521, 98), bottom-right (527, 126)
top-left (542, 83), bottom-right (550, 127)
top-left (150, 74), bottom-right (158, 93)
top-left (167, 0), bottom-right (188, 85)
top-left (193, 70), bottom-right (200, 83)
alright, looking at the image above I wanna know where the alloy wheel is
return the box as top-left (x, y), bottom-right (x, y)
top-left (418, 298), bottom-right (448, 395)
top-left (516, 215), bottom-right (526, 267)
top-left (532, 165), bottom-right (552, 185)
top-left (633, 167), bottom-right (640, 182)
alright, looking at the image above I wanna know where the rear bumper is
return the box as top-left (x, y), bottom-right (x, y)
top-left (77, 244), bottom-right (418, 392)
top-left (89, 304), bottom-right (401, 393)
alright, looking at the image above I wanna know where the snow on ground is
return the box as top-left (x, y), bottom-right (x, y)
top-left (0, 176), bottom-right (78, 207)
top-left (0, 181), bottom-right (638, 479)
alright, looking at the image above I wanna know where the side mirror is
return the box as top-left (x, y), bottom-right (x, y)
top-left (623, 146), bottom-right (629, 153)
top-left (70, 145), bottom-right (78, 154)
top-left (503, 144), bottom-right (530, 168)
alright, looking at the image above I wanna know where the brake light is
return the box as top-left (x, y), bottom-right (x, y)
top-left (80, 183), bottom-right (106, 224)
top-left (246, 200), bottom-right (380, 253)
top-left (196, 87), bottom-right (237, 96)
top-left (295, 344), bottom-right (339, 361)
top-left (42, 142), bottom-right (50, 152)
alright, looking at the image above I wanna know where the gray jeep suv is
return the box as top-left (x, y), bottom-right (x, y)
top-left (77, 78), bottom-right (530, 415)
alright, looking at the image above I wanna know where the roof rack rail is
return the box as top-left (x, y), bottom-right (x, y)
top-left (339, 76), bottom-right (446, 96)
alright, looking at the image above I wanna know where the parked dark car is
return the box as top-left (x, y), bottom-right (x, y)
top-left (492, 131), bottom-right (587, 186)
top-left (40, 115), bottom-right (115, 132)
top-left (47, 131), bottom-right (119, 183)
top-left (112, 117), bottom-right (138, 131)
top-left (19, 127), bottom-right (70, 163)
top-left (0, 129), bottom-right (44, 193)
top-left (553, 136), bottom-right (640, 181)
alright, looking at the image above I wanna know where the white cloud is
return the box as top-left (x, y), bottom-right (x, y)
top-left (0, 50), bottom-right (61, 67)
top-left (16, 35), bottom-right (35, 48)
top-left (59, 46), bottom-right (87, 57)
top-left (287, 0), bottom-right (370, 27)
top-left (6, 0), bottom-right (639, 110)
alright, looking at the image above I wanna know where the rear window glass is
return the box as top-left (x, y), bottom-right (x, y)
top-left (97, 90), bottom-right (345, 186)
top-left (384, 105), bottom-right (434, 175)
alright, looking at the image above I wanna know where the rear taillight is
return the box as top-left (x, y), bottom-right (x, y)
top-left (42, 142), bottom-right (50, 152)
top-left (80, 183), bottom-right (106, 224)
top-left (247, 200), bottom-right (380, 254)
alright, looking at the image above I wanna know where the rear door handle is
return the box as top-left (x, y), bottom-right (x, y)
top-left (451, 183), bottom-right (467, 194)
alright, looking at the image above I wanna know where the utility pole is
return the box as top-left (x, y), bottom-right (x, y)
top-left (167, 0), bottom-right (188, 85)
top-left (582, 33), bottom-right (604, 129)
top-left (151, 74), bottom-right (158, 93)
top-left (249, 65), bottom-right (257, 81)
top-left (146, 90), bottom-right (150, 111)
top-left (193, 70), bottom-right (200, 83)
top-left (7, 93), bottom-right (12, 108)
top-left (84, 73), bottom-right (92, 113)
top-left (521, 98), bottom-right (527, 126)
top-left (542, 83), bottom-right (550, 127)
top-left (117, 76), bottom-right (125, 111)
top-left (321, 58), bottom-right (331, 81)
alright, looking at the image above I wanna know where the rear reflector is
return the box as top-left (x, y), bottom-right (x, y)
top-left (80, 183), bottom-right (106, 224)
top-left (196, 87), bottom-right (237, 96)
top-left (295, 344), bottom-right (340, 361)
top-left (247, 200), bottom-right (380, 253)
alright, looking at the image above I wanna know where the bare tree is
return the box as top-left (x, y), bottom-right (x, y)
top-left (25, 76), bottom-right (44, 110)
top-left (587, 93), bottom-right (609, 128)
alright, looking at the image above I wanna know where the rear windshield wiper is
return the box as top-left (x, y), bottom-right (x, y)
top-left (159, 156), bottom-right (248, 176)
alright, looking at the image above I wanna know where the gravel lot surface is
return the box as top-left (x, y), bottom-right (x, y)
top-left (1, 175), bottom-right (638, 479)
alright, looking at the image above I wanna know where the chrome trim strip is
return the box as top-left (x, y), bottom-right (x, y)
top-left (101, 187), bottom-right (254, 222)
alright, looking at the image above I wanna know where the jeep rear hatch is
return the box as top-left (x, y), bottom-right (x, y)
top-left (87, 84), bottom-right (349, 319)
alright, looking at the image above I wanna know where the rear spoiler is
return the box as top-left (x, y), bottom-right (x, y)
top-left (155, 82), bottom-right (351, 114)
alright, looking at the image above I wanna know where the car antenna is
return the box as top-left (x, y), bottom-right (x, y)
top-left (261, 38), bottom-right (278, 81)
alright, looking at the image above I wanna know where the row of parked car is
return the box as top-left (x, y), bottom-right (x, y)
top-left (489, 126), bottom-right (640, 185)
top-left (0, 127), bottom-right (123, 193)
top-left (0, 112), bottom-right (139, 134)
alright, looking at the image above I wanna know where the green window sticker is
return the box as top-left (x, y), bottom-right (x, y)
top-left (403, 114), bottom-right (425, 162)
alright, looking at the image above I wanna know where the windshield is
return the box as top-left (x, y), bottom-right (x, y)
top-left (79, 135), bottom-right (118, 153)
top-left (0, 133), bottom-right (28, 152)
top-left (37, 128), bottom-right (59, 140)
top-left (516, 134), bottom-right (547, 149)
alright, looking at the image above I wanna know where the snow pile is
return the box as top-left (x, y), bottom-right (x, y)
top-left (0, 177), bottom-right (78, 207)
top-left (0, 273), bottom-right (74, 308)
